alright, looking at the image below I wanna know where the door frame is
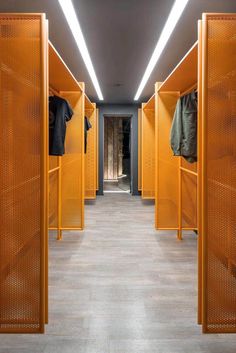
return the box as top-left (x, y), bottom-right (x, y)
top-left (102, 114), bottom-right (133, 194)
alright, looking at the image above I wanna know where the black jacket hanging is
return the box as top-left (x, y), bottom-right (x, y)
top-left (170, 91), bottom-right (197, 163)
top-left (49, 95), bottom-right (73, 156)
top-left (84, 116), bottom-right (92, 153)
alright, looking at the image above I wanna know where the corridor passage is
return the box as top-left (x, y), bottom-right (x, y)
top-left (1, 194), bottom-right (236, 352)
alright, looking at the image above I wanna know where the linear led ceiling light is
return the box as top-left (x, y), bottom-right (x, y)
top-left (134, 0), bottom-right (190, 101)
top-left (58, 0), bottom-right (103, 100)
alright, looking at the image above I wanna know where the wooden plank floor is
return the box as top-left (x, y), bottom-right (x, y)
top-left (1, 194), bottom-right (236, 352)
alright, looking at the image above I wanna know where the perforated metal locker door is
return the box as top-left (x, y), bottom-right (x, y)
top-left (0, 14), bottom-right (47, 333)
top-left (202, 13), bottom-right (236, 333)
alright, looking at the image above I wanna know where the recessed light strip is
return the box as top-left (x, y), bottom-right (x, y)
top-left (134, 0), bottom-right (190, 101)
top-left (57, 0), bottom-right (103, 100)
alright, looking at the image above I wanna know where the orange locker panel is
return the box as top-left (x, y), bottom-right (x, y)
top-left (49, 169), bottom-right (59, 228)
top-left (0, 14), bottom-right (47, 333)
top-left (155, 93), bottom-right (179, 229)
top-left (142, 107), bottom-right (155, 199)
top-left (202, 14), bottom-right (236, 333)
top-left (138, 108), bottom-right (142, 191)
top-left (61, 92), bottom-right (84, 229)
top-left (85, 104), bottom-right (97, 199)
top-left (181, 169), bottom-right (197, 228)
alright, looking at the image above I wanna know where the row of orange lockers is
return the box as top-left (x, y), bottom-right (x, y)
top-left (138, 13), bottom-right (236, 334)
top-left (0, 13), bottom-right (98, 333)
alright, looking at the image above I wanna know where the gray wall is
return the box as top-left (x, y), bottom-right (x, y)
top-left (97, 104), bottom-right (140, 195)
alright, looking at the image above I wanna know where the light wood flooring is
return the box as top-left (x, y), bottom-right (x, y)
top-left (1, 194), bottom-right (236, 352)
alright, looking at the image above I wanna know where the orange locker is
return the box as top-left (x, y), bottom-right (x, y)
top-left (0, 13), bottom-right (47, 333)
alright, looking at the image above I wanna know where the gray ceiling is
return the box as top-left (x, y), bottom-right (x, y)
top-left (0, 0), bottom-right (236, 104)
